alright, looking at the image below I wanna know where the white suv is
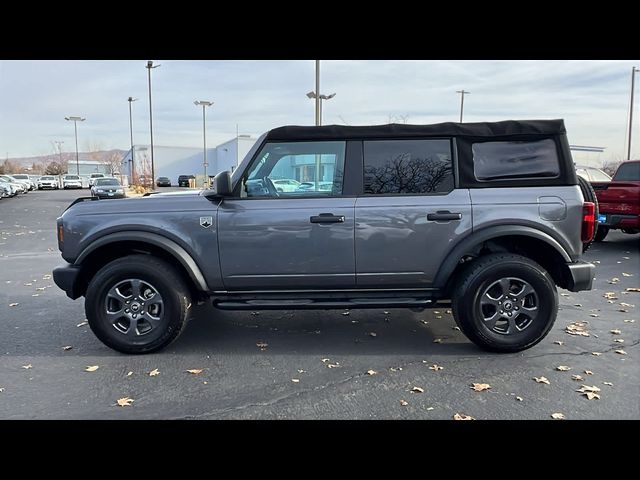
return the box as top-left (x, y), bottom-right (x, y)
top-left (89, 173), bottom-right (105, 187)
top-left (63, 175), bottom-right (83, 189)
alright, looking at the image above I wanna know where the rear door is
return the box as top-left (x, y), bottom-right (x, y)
top-left (355, 138), bottom-right (472, 287)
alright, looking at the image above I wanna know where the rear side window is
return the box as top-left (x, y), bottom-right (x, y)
top-left (363, 139), bottom-right (453, 195)
top-left (613, 162), bottom-right (639, 181)
top-left (472, 139), bottom-right (559, 181)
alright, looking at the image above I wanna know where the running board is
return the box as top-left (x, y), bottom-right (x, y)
top-left (214, 298), bottom-right (433, 311)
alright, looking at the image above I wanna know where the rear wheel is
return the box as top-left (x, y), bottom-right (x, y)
top-left (594, 226), bottom-right (609, 242)
top-left (452, 253), bottom-right (558, 352)
top-left (85, 254), bottom-right (192, 354)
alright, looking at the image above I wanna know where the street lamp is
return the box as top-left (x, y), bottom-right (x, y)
top-left (306, 91), bottom-right (336, 126)
top-left (627, 66), bottom-right (639, 161)
top-left (64, 116), bottom-right (85, 175)
top-left (456, 90), bottom-right (470, 123)
top-left (194, 100), bottom-right (214, 187)
top-left (127, 97), bottom-right (138, 182)
top-left (146, 60), bottom-right (161, 187)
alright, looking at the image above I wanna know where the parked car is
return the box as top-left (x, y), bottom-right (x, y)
top-left (88, 173), bottom-right (106, 187)
top-left (11, 174), bottom-right (36, 191)
top-left (575, 165), bottom-right (611, 183)
top-left (0, 175), bottom-right (27, 194)
top-left (91, 177), bottom-right (126, 199)
top-left (272, 178), bottom-right (302, 192)
top-left (156, 176), bottom-right (171, 187)
top-left (0, 182), bottom-right (13, 198)
top-left (38, 175), bottom-right (59, 189)
top-left (63, 175), bottom-right (83, 189)
top-left (178, 175), bottom-right (195, 187)
top-left (591, 160), bottom-right (640, 241)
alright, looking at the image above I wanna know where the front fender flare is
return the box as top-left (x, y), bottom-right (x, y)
top-left (75, 231), bottom-right (209, 291)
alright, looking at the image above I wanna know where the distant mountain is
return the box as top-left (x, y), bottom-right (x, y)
top-left (6, 150), bottom-right (128, 169)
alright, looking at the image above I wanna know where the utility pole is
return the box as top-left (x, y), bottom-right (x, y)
top-left (456, 90), bottom-right (470, 123)
top-left (128, 97), bottom-right (138, 182)
top-left (194, 100), bottom-right (213, 187)
top-left (627, 67), bottom-right (639, 161)
top-left (146, 61), bottom-right (161, 187)
top-left (65, 116), bottom-right (85, 175)
top-left (315, 60), bottom-right (320, 126)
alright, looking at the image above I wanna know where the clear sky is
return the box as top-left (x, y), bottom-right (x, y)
top-left (0, 60), bottom-right (638, 166)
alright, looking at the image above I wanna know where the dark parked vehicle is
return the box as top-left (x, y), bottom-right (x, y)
top-left (90, 177), bottom-right (126, 199)
top-left (156, 177), bottom-right (171, 187)
top-left (178, 175), bottom-right (195, 187)
top-left (591, 160), bottom-right (640, 241)
top-left (53, 120), bottom-right (595, 354)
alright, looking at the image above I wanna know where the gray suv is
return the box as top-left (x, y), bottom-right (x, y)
top-left (53, 120), bottom-right (595, 354)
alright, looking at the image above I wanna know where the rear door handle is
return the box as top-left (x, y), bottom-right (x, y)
top-left (310, 213), bottom-right (345, 223)
top-left (427, 211), bottom-right (462, 221)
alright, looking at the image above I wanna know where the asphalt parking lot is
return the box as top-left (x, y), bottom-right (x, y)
top-left (0, 189), bottom-right (638, 419)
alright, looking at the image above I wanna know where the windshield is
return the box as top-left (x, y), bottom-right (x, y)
top-left (613, 162), bottom-right (639, 181)
top-left (13, 175), bottom-right (29, 179)
top-left (91, 174), bottom-right (104, 178)
top-left (95, 178), bottom-right (120, 186)
top-left (65, 175), bottom-right (79, 180)
top-left (41, 176), bottom-right (54, 180)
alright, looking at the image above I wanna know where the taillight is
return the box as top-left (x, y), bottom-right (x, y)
top-left (581, 202), bottom-right (595, 242)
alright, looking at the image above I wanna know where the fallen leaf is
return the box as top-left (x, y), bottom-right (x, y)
top-left (433, 338), bottom-right (443, 344)
top-left (619, 302), bottom-right (634, 308)
top-left (341, 311), bottom-right (350, 316)
top-left (571, 374), bottom-right (583, 381)
top-left (250, 311), bottom-right (260, 316)
top-left (609, 277), bottom-right (620, 284)
top-left (186, 369), bottom-right (204, 375)
top-left (291, 378), bottom-right (300, 383)
top-left (551, 413), bottom-right (565, 420)
top-left (577, 385), bottom-right (601, 393)
top-left (297, 369), bottom-right (306, 373)
top-left (624, 319), bottom-right (635, 323)
top-left (589, 313), bottom-right (599, 317)
top-left (256, 341), bottom-right (268, 349)
top-left (9, 303), bottom-right (19, 307)
top-left (453, 413), bottom-right (475, 420)
top-left (626, 287), bottom-right (640, 292)
top-left (411, 386), bottom-right (425, 393)
top-left (390, 366), bottom-right (403, 372)
top-left (554, 341), bottom-right (564, 346)
top-left (618, 309), bottom-right (629, 313)
top-left (326, 363), bottom-right (340, 369)
top-left (556, 365), bottom-right (571, 371)
top-left (22, 364), bottom-right (32, 369)
top-left (384, 311), bottom-right (389, 314)
top-left (85, 365), bottom-right (99, 372)
top-left (31, 294), bottom-right (40, 297)
top-left (585, 370), bottom-right (594, 375)
top-left (368, 332), bottom-right (377, 338)
top-left (603, 382), bottom-right (613, 386)
top-left (366, 369), bottom-right (377, 376)
top-left (615, 349), bottom-right (627, 355)
top-left (0, 388), bottom-right (4, 393)
top-left (400, 399), bottom-right (409, 406)
top-left (149, 368), bottom-right (160, 377)
top-left (574, 303), bottom-right (583, 307)
top-left (515, 396), bottom-right (523, 402)
top-left (471, 383), bottom-right (491, 392)
top-left (42, 274), bottom-right (52, 280)
top-left (565, 322), bottom-right (590, 336)
top-left (610, 329), bottom-right (622, 335)
top-left (321, 358), bottom-right (330, 363)
top-left (23, 283), bottom-right (32, 286)
top-left (62, 346), bottom-right (72, 351)
top-left (35, 287), bottom-right (45, 291)
top-left (126, 371), bottom-right (133, 377)
top-left (560, 293), bottom-right (570, 297)
top-left (426, 407), bottom-right (434, 411)
top-left (582, 391), bottom-right (601, 400)
top-left (614, 338), bottom-right (625, 343)
top-left (429, 364), bottom-right (444, 371)
top-left (446, 309), bottom-right (452, 314)
top-left (116, 397), bottom-right (134, 407)
top-left (603, 292), bottom-right (618, 299)
top-left (622, 272), bottom-right (633, 277)
top-left (591, 352), bottom-right (602, 357)
top-left (534, 376), bottom-right (550, 384)
top-left (76, 321), bottom-right (88, 327)
top-left (452, 326), bottom-right (461, 331)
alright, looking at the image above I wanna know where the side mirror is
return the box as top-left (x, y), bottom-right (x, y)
top-left (204, 170), bottom-right (231, 198)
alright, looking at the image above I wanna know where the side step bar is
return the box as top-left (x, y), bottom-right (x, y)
top-left (214, 298), bottom-right (434, 311)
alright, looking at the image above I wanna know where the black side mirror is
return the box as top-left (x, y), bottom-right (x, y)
top-left (204, 170), bottom-right (231, 198)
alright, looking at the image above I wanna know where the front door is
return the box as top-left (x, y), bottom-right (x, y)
top-left (218, 140), bottom-right (355, 290)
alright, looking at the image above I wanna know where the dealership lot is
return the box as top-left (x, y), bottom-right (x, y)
top-left (0, 189), bottom-right (638, 419)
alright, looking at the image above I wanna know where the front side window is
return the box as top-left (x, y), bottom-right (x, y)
top-left (242, 141), bottom-right (345, 198)
top-left (363, 139), bottom-right (453, 195)
top-left (472, 138), bottom-right (560, 181)
top-left (613, 162), bottom-right (639, 181)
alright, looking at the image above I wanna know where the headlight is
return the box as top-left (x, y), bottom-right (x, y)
top-left (116, 188), bottom-right (123, 193)
top-left (97, 189), bottom-right (104, 193)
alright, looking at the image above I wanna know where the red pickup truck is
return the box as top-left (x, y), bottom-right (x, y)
top-left (592, 160), bottom-right (640, 242)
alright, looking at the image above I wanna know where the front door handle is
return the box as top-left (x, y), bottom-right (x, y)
top-left (310, 213), bottom-right (345, 224)
top-left (427, 211), bottom-right (462, 221)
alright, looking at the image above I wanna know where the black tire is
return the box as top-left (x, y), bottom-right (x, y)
top-left (594, 226), bottom-right (609, 242)
top-left (577, 176), bottom-right (599, 252)
top-left (85, 254), bottom-right (192, 354)
top-left (451, 253), bottom-right (558, 353)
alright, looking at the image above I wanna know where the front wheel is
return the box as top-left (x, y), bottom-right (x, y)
top-left (85, 254), bottom-right (192, 354)
top-left (452, 253), bottom-right (558, 352)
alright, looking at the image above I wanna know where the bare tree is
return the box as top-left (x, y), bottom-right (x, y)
top-left (44, 161), bottom-right (67, 175)
top-left (601, 158), bottom-right (623, 177)
top-left (0, 159), bottom-right (19, 175)
top-left (364, 154), bottom-right (452, 194)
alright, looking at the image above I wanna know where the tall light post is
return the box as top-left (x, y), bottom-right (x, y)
top-left (627, 66), bottom-right (639, 161)
top-left (64, 116), bottom-right (85, 175)
top-left (127, 97), bottom-right (138, 182)
top-left (146, 60), bottom-right (161, 187)
top-left (456, 90), bottom-right (470, 123)
top-left (194, 100), bottom-right (214, 187)
top-left (306, 91), bottom-right (336, 126)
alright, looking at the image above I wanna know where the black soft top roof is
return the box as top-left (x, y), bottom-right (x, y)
top-left (266, 119), bottom-right (566, 141)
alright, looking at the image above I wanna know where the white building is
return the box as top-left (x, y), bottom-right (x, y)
top-left (121, 135), bottom-right (257, 185)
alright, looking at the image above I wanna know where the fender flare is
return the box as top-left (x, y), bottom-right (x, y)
top-left (433, 225), bottom-right (572, 288)
top-left (75, 231), bottom-right (209, 291)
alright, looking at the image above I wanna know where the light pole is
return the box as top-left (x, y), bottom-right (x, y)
top-left (127, 97), bottom-right (138, 182)
top-left (627, 66), bottom-right (639, 161)
top-left (146, 60), bottom-right (161, 187)
top-left (194, 100), bottom-right (214, 187)
top-left (64, 116), bottom-right (85, 175)
top-left (456, 90), bottom-right (470, 123)
top-left (306, 91), bottom-right (336, 126)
